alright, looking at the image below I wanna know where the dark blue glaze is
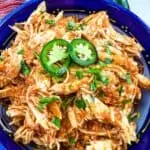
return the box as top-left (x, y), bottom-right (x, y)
top-left (0, 0), bottom-right (150, 150)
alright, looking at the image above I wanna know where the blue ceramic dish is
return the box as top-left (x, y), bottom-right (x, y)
top-left (0, 0), bottom-right (150, 149)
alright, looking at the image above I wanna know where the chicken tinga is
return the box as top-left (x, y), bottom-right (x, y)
top-left (0, 2), bottom-right (149, 150)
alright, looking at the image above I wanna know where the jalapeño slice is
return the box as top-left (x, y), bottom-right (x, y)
top-left (40, 39), bottom-right (70, 76)
top-left (69, 38), bottom-right (97, 66)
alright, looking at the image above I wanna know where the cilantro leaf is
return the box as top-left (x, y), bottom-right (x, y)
top-left (104, 58), bottom-right (113, 64)
top-left (52, 116), bottom-right (61, 129)
top-left (40, 96), bottom-right (60, 104)
top-left (118, 85), bottom-right (124, 96)
top-left (123, 99), bottom-right (132, 105)
top-left (17, 49), bottom-right (24, 55)
top-left (90, 77), bottom-right (98, 91)
top-left (20, 60), bottom-right (31, 76)
top-left (89, 68), bottom-right (109, 86)
top-left (86, 143), bottom-right (91, 146)
top-left (98, 61), bottom-right (107, 67)
top-left (105, 45), bottom-right (112, 55)
top-left (89, 67), bottom-right (100, 75)
top-left (75, 99), bottom-right (86, 110)
top-left (67, 21), bottom-right (75, 30)
top-left (68, 84), bottom-right (73, 90)
top-left (46, 19), bottom-right (56, 26)
top-left (76, 70), bottom-right (83, 79)
top-left (36, 104), bottom-right (45, 111)
top-left (69, 137), bottom-right (76, 145)
top-left (125, 72), bottom-right (132, 84)
top-left (38, 96), bottom-right (61, 110)
top-left (99, 72), bottom-right (109, 85)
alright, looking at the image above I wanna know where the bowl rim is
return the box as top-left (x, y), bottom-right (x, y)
top-left (0, 0), bottom-right (150, 150)
top-left (0, 0), bottom-right (150, 34)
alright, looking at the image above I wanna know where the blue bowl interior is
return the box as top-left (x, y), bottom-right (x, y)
top-left (0, 0), bottom-right (150, 150)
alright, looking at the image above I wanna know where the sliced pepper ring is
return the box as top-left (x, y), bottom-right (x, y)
top-left (40, 39), bottom-right (71, 76)
top-left (69, 38), bottom-right (97, 66)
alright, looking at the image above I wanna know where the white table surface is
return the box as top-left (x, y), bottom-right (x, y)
top-left (129, 0), bottom-right (150, 26)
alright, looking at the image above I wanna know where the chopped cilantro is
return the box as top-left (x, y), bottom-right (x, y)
top-left (76, 70), bottom-right (83, 79)
top-left (68, 84), bottom-right (73, 90)
top-left (123, 99), bottom-right (132, 105)
top-left (40, 96), bottom-right (60, 104)
top-left (90, 77), bottom-right (98, 91)
top-left (38, 96), bottom-right (61, 110)
top-left (104, 58), bottom-right (113, 64)
top-left (89, 68), bottom-right (109, 86)
top-left (45, 19), bottom-right (56, 25)
top-left (36, 104), bottom-right (44, 111)
top-left (99, 73), bottom-right (109, 85)
top-left (20, 60), bottom-right (31, 76)
top-left (17, 49), bottom-right (24, 55)
top-left (118, 85), bottom-right (124, 96)
top-left (106, 45), bottom-right (112, 55)
top-left (52, 116), bottom-right (61, 129)
top-left (89, 67), bottom-right (100, 75)
top-left (75, 99), bottom-right (86, 110)
top-left (69, 137), bottom-right (76, 145)
top-left (98, 61), bottom-right (107, 67)
top-left (67, 21), bottom-right (75, 30)
top-left (86, 143), bottom-right (91, 146)
top-left (125, 72), bottom-right (132, 84)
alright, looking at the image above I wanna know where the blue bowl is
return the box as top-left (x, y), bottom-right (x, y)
top-left (0, 0), bottom-right (150, 149)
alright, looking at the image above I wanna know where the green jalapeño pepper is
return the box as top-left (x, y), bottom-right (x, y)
top-left (69, 39), bottom-right (97, 66)
top-left (40, 39), bottom-right (70, 76)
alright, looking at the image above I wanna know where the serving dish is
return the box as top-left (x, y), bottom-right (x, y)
top-left (0, 0), bottom-right (150, 149)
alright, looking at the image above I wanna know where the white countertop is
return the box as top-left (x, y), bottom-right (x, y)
top-left (129, 0), bottom-right (150, 26)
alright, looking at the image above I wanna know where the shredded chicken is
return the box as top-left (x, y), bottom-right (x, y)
top-left (0, 2), bottom-right (149, 150)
